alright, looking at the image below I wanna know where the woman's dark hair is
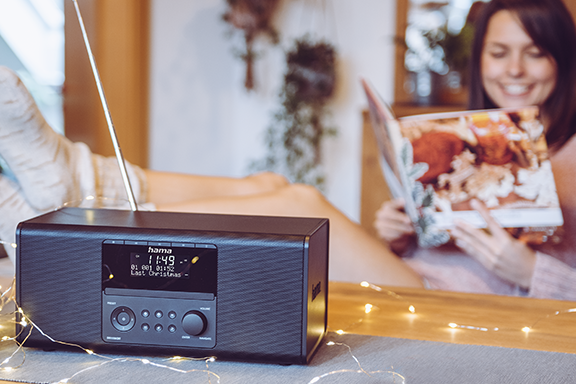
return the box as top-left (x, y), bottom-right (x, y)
top-left (468, 0), bottom-right (576, 149)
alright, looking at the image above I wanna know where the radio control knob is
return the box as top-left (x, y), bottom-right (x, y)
top-left (182, 311), bottom-right (207, 336)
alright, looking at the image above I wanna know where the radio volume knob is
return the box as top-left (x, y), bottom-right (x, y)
top-left (182, 311), bottom-right (207, 336)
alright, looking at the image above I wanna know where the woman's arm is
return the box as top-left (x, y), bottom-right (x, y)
top-left (529, 252), bottom-right (576, 300)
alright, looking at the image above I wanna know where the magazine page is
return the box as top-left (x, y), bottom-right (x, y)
top-left (398, 106), bottom-right (563, 244)
top-left (360, 79), bottom-right (402, 194)
top-left (361, 79), bottom-right (420, 227)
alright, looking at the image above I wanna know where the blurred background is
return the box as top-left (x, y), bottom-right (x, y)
top-left (1, 0), bottom-right (575, 224)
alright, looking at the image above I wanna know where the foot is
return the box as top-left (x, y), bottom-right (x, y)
top-left (0, 66), bottom-right (81, 210)
top-left (0, 66), bottom-right (148, 210)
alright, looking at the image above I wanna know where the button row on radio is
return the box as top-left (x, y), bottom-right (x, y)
top-left (141, 309), bottom-right (178, 319)
top-left (103, 239), bottom-right (216, 249)
top-left (140, 323), bottom-right (178, 333)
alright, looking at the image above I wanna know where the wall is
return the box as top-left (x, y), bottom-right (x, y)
top-left (148, 0), bottom-right (397, 221)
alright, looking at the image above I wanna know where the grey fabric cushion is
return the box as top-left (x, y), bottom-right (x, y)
top-left (0, 332), bottom-right (574, 383)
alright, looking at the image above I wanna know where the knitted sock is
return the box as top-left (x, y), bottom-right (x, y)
top-left (0, 174), bottom-right (37, 263)
top-left (0, 66), bottom-right (148, 211)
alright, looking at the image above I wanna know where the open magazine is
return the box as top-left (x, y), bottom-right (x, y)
top-left (361, 78), bottom-right (564, 248)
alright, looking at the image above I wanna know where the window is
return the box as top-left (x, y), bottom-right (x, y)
top-left (0, 0), bottom-right (64, 133)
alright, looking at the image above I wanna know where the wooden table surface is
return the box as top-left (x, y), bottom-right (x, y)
top-left (0, 281), bottom-right (574, 383)
top-left (328, 281), bottom-right (576, 354)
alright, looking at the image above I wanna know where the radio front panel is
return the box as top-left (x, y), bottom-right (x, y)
top-left (15, 208), bottom-right (329, 364)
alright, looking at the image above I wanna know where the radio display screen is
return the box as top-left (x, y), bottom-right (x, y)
top-left (130, 252), bottom-right (191, 279)
top-left (102, 241), bottom-right (217, 294)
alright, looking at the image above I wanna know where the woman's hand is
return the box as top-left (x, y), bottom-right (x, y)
top-left (451, 199), bottom-right (536, 289)
top-left (374, 198), bottom-right (415, 254)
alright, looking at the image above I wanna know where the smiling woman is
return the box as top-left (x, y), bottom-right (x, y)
top-left (468, 0), bottom-right (576, 150)
top-left (374, 0), bottom-right (576, 300)
top-left (480, 10), bottom-right (557, 110)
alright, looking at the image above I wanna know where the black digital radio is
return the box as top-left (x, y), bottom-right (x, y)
top-left (15, 207), bottom-right (329, 364)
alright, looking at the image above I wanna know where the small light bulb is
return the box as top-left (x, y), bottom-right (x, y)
top-left (336, 329), bottom-right (345, 335)
top-left (327, 341), bottom-right (335, 346)
top-left (86, 349), bottom-right (94, 355)
top-left (522, 327), bottom-right (531, 333)
top-left (192, 256), bottom-right (200, 264)
top-left (360, 281), bottom-right (370, 288)
top-left (364, 304), bottom-right (373, 314)
top-left (409, 305), bottom-right (415, 313)
top-left (449, 323), bottom-right (458, 329)
top-left (86, 195), bottom-right (95, 200)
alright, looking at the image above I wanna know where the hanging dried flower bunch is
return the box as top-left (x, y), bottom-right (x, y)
top-left (252, 38), bottom-right (338, 188)
top-left (222, 0), bottom-right (280, 90)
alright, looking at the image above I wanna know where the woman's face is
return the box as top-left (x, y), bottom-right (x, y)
top-left (481, 10), bottom-right (557, 109)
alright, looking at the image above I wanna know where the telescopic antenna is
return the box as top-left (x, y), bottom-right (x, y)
top-left (71, 0), bottom-right (138, 211)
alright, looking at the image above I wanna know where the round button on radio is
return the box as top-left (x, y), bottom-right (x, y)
top-left (111, 307), bottom-right (136, 332)
top-left (182, 311), bottom-right (207, 336)
top-left (117, 312), bottom-right (131, 326)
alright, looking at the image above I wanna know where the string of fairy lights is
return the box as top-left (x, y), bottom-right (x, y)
top-left (307, 341), bottom-right (407, 384)
top-left (0, 272), bottom-right (405, 383)
top-left (358, 280), bottom-right (576, 336)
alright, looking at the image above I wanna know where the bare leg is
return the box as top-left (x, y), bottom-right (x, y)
top-left (155, 183), bottom-right (424, 288)
top-left (144, 170), bottom-right (290, 205)
top-left (0, 67), bottom-right (420, 286)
